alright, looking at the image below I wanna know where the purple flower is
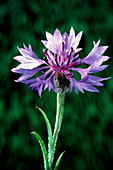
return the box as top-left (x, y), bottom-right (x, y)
top-left (12, 27), bottom-right (110, 97)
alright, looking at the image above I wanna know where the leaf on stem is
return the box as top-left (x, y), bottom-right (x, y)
top-left (31, 131), bottom-right (48, 170)
top-left (54, 151), bottom-right (65, 170)
top-left (36, 107), bottom-right (53, 162)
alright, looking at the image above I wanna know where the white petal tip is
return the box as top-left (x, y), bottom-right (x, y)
top-left (14, 80), bottom-right (18, 82)
top-left (11, 68), bottom-right (15, 72)
top-left (80, 31), bottom-right (83, 35)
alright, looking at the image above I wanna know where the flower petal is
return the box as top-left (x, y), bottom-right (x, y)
top-left (13, 45), bottom-right (46, 69)
top-left (72, 31), bottom-right (83, 50)
top-left (68, 27), bottom-right (82, 53)
top-left (62, 32), bottom-right (68, 50)
top-left (88, 58), bottom-right (109, 73)
top-left (71, 67), bottom-right (90, 79)
top-left (82, 40), bottom-right (108, 65)
top-left (41, 29), bottom-right (62, 54)
top-left (14, 66), bottom-right (50, 82)
top-left (70, 74), bottom-right (110, 94)
top-left (46, 31), bottom-right (53, 41)
top-left (68, 27), bottom-right (76, 48)
top-left (44, 72), bottom-right (57, 93)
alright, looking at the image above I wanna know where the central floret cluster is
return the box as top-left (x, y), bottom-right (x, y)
top-left (12, 27), bottom-right (110, 96)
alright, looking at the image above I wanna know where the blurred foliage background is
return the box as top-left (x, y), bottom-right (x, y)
top-left (0, 0), bottom-right (113, 169)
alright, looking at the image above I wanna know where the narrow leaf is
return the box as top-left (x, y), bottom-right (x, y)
top-left (36, 107), bottom-right (53, 161)
top-left (54, 151), bottom-right (65, 170)
top-left (31, 131), bottom-right (48, 170)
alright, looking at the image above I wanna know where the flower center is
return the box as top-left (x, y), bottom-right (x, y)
top-left (54, 71), bottom-right (70, 93)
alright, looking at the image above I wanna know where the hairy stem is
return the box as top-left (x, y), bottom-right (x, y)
top-left (49, 93), bottom-right (65, 169)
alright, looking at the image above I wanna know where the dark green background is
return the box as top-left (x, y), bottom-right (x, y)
top-left (0, 0), bottom-right (113, 169)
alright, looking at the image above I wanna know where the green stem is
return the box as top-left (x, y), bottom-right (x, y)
top-left (49, 93), bottom-right (65, 169)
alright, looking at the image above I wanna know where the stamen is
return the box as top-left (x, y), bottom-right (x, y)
top-left (62, 42), bottom-right (64, 52)
top-left (69, 47), bottom-right (74, 58)
top-left (43, 56), bottom-right (49, 64)
top-left (43, 49), bottom-right (49, 64)
top-left (66, 55), bottom-right (70, 66)
top-left (55, 54), bottom-right (60, 67)
top-left (71, 47), bottom-right (73, 54)
top-left (67, 72), bottom-right (73, 78)
top-left (43, 49), bottom-right (48, 56)
top-left (79, 62), bottom-right (85, 66)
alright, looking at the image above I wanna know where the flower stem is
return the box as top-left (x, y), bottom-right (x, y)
top-left (49, 93), bottom-right (65, 169)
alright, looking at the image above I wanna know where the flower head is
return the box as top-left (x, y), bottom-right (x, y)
top-left (12, 27), bottom-right (110, 97)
